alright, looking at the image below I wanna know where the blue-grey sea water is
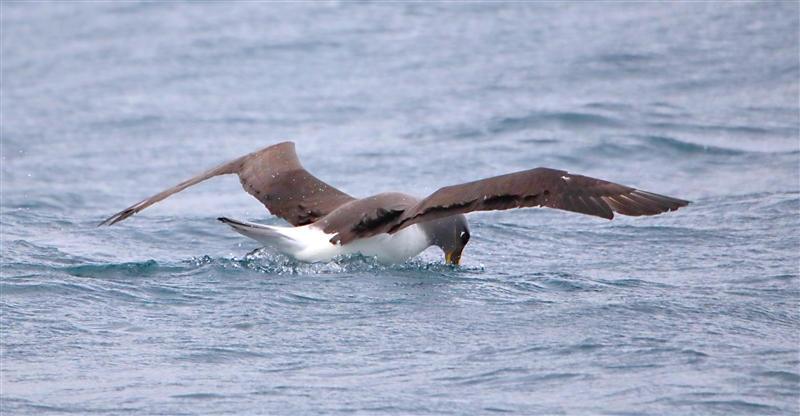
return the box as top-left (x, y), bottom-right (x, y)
top-left (2, 2), bottom-right (799, 415)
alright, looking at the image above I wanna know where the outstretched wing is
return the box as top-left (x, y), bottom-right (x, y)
top-left (390, 168), bottom-right (689, 232)
top-left (335, 167), bottom-right (689, 242)
top-left (99, 142), bottom-right (356, 226)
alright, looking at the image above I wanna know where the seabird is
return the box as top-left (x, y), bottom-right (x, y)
top-left (99, 142), bottom-right (689, 265)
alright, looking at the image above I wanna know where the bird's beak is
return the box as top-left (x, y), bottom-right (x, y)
top-left (445, 248), bottom-right (463, 265)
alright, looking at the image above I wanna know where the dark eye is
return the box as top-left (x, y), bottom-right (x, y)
top-left (460, 231), bottom-right (470, 243)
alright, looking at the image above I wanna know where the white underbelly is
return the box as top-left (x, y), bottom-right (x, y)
top-left (289, 224), bottom-right (431, 264)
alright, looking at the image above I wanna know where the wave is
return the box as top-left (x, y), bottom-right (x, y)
top-left (579, 135), bottom-right (747, 159)
top-left (63, 259), bottom-right (175, 279)
top-left (489, 111), bottom-right (623, 134)
top-left (639, 135), bottom-right (748, 155)
top-left (0, 247), bottom-right (475, 282)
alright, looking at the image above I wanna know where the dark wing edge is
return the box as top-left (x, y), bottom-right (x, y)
top-left (99, 141), bottom-right (356, 227)
top-left (379, 167), bottom-right (689, 235)
top-left (98, 157), bottom-right (242, 226)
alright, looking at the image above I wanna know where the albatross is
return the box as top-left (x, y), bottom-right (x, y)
top-left (99, 142), bottom-right (689, 265)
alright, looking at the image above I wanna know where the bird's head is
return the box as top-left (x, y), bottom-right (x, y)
top-left (421, 215), bottom-right (471, 265)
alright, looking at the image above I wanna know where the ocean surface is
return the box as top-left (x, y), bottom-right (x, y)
top-left (2, 2), bottom-right (799, 414)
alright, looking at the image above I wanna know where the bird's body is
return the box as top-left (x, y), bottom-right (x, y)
top-left (219, 217), bottom-right (430, 264)
top-left (100, 142), bottom-right (689, 265)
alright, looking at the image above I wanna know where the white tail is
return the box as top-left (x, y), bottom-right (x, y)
top-left (217, 217), bottom-right (302, 253)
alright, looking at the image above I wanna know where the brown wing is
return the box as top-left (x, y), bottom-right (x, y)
top-left (99, 142), bottom-right (356, 226)
top-left (340, 167), bottom-right (689, 239)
